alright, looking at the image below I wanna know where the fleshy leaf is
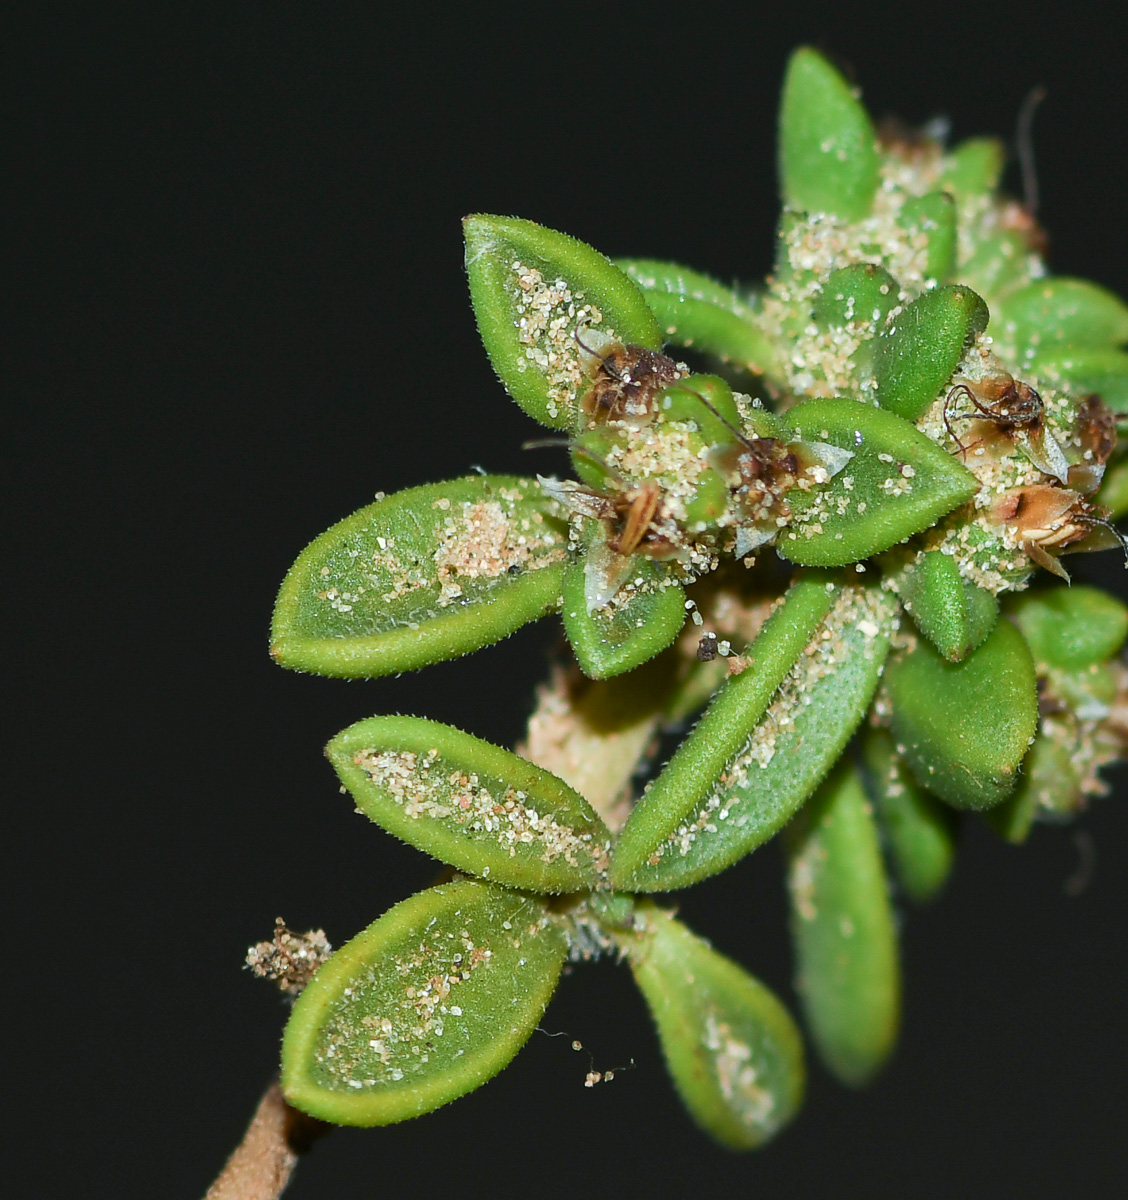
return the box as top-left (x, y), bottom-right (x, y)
top-left (464, 215), bottom-right (661, 430)
top-left (983, 734), bottom-right (1077, 844)
top-left (896, 549), bottom-right (998, 662)
top-left (940, 137), bottom-right (1004, 198)
top-left (812, 263), bottom-right (900, 333)
top-left (327, 716), bottom-right (610, 892)
top-left (958, 228), bottom-right (1040, 307)
top-left (896, 191), bottom-right (957, 282)
top-left (885, 617), bottom-right (1038, 810)
top-left (873, 285), bottom-right (989, 420)
top-left (861, 727), bottom-right (956, 902)
top-left (611, 576), bottom-right (838, 888)
top-left (1008, 586), bottom-right (1128, 669)
top-left (786, 762), bottom-right (900, 1087)
top-left (281, 880), bottom-right (566, 1125)
top-left (615, 258), bottom-right (777, 375)
top-left (779, 47), bottom-right (879, 221)
top-left (1028, 348), bottom-right (1128, 412)
top-left (618, 585), bottom-right (895, 892)
top-left (993, 277), bottom-right (1128, 365)
top-left (626, 904), bottom-right (805, 1151)
top-left (561, 542), bottom-right (686, 680)
top-left (1097, 458), bottom-right (1128, 519)
top-left (779, 399), bottom-right (978, 566)
top-left (271, 475), bottom-right (567, 678)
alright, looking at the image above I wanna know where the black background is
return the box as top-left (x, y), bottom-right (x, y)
top-left (12, 3), bottom-right (1128, 1197)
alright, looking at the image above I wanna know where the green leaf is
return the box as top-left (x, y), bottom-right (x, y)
top-left (327, 716), bottom-right (610, 892)
top-left (281, 879), bottom-right (566, 1126)
top-left (561, 540), bottom-right (686, 680)
top-left (612, 576), bottom-right (838, 887)
top-left (786, 762), bottom-right (900, 1087)
top-left (1097, 458), bottom-right (1128, 519)
top-left (271, 475), bottom-right (567, 679)
top-left (896, 549), bottom-right (998, 662)
top-left (779, 399), bottom-right (978, 566)
top-left (957, 229), bottom-right (1039, 306)
top-left (993, 278), bottom-right (1128, 364)
top-left (779, 47), bottom-right (880, 221)
top-left (861, 728), bottom-right (957, 902)
top-left (464, 215), bottom-right (662, 430)
top-left (618, 585), bottom-right (895, 892)
top-left (897, 191), bottom-right (958, 282)
top-left (940, 137), bottom-right (1004, 198)
top-left (873, 285), bottom-right (989, 420)
top-left (885, 618), bottom-right (1038, 810)
top-left (1008, 586), bottom-right (1128, 669)
top-left (615, 258), bottom-right (777, 375)
top-left (1029, 348), bottom-right (1128, 412)
top-left (626, 904), bottom-right (805, 1151)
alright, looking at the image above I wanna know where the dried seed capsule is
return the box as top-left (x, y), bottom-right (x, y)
top-left (885, 618), bottom-right (1038, 810)
top-left (861, 727), bottom-right (957, 902)
top-left (271, 475), bottom-right (567, 679)
top-left (463, 215), bottom-right (661, 430)
top-left (895, 548), bottom-right (998, 662)
top-left (281, 880), bottom-right (566, 1126)
top-left (779, 47), bottom-right (880, 221)
top-left (873, 285), bottom-right (990, 421)
top-left (328, 715), bottom-right (611, 893)
top-left (786, 762), bottom-right (900, 1087)
top-left (626, 905), bottom-right (805, 1150)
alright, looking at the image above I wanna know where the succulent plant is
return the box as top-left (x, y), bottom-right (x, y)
top-left (258, 46), bottom-right (1128, 1157)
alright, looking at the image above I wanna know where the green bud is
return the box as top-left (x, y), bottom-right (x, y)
top-left (779, 47), bottom-right (880, 221)
top-left (896, 549), bottom-right (998, 662)
top-left (281, 880), bottom-right (566, 1125)
top-left (873, 285), bottom-right (989, 420)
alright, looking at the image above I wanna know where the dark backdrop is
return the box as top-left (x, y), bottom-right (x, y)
top-left (12, 3), bottom-right (1128, 1197)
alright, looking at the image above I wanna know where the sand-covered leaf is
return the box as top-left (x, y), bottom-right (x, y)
top-left (619, 585), bottom-right (895, 892)
top-left (464, 215), bottom-right (661, 429)
top-left (611, 576), bottom-right (838, 887)
top-left (779, 399), bottom-right (977, 566)
top-left (328, 716), bottom-right (610, 892)
top-left (873, 285), bottom-right (989, 420)
top-left (281, 880), bottom-right (566, 1125)
top-left (897, 192), bottom-right (958, 283)
top-left (896, 549), bottom-right (998, 662)
top-left (627, 905), bottom-right (805, 1151)
top-left (885, 618), bottom-right (1038, 810)
top-left (779, 47), bottom-right (879, 221)
top-left (271, 475), bottom-right (567, 678)
top-left (786, 763), bottom-right (900, 1086)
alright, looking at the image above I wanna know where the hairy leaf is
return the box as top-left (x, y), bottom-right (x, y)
top-left (464, 215), bottom-right (661, 429)
top-left (281, 880), bottom-right (566, 1125)
top-left (897, 191), bottom-right (957, 282)
top-left (993, 277), bottom-right (1128, 365)
top-left (786, 762), bottom-right (900, 1086)
top-left (271, 475), bottom-right (567, 678)
top-left (620, 585), bottom-right (895, 892)
top-left (779, 47), bottom-right (879, 221)
top-left (611, 575), bottom-right (838, 888)
top-left (885, 618), bottom-right (1038, 810)
top-left (779, 399), bottom-right (977, 565)
top-left (1008, 586), bottom-right (1128, 670)
top-left (1029, 348), bottom-right (1128, 412)
top-left (627, 905), bottom-right (805, 1151)
top-left (896, 549), bottom-right (998, 662)
top-left (328, 716), bottom-right (610, 892)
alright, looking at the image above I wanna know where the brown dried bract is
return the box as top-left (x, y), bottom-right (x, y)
top-left (581, 342), bottom-right (683, 422)
top-left (944, 375), bottom-right (1043, 455)
top-left (991, 484), bottom-right (1120, 579)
